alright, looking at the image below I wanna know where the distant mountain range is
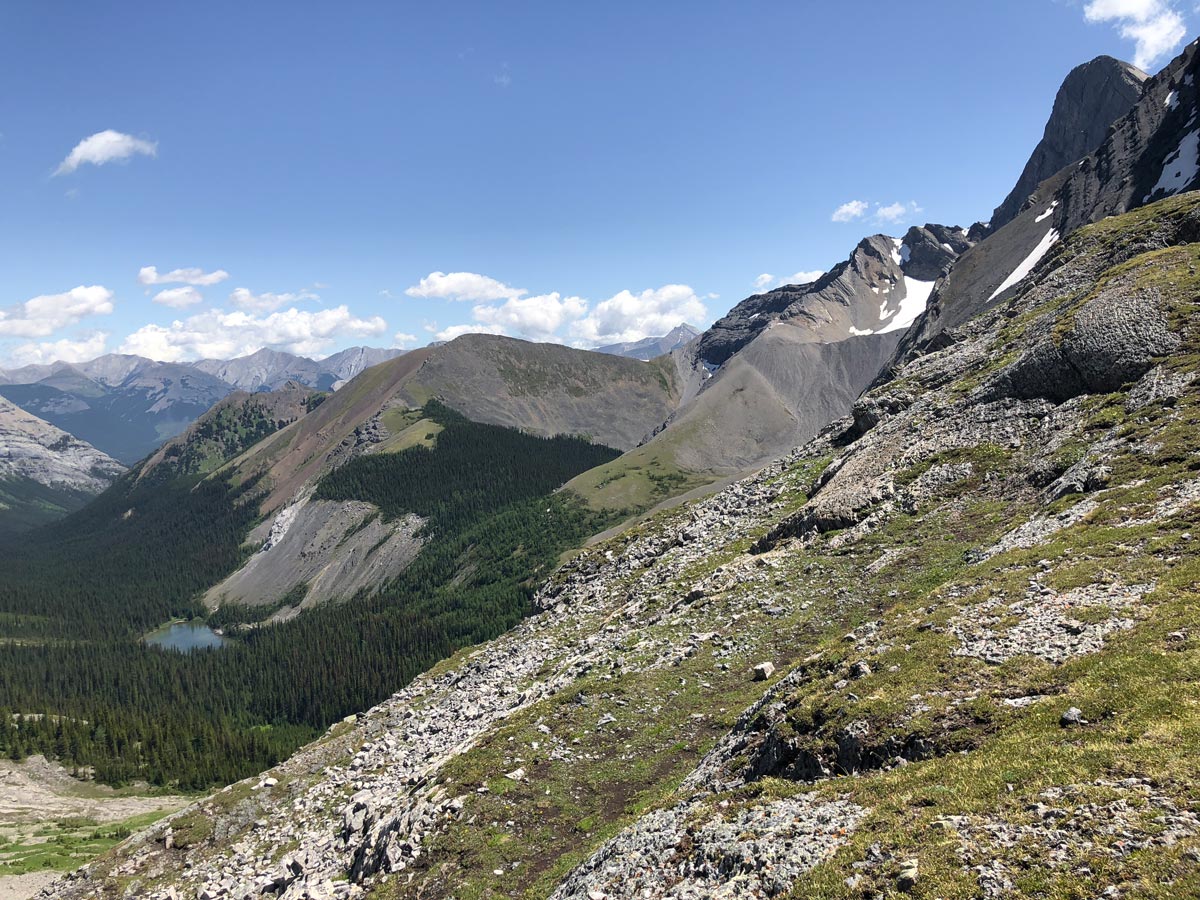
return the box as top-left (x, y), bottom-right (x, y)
top-left (0, 346), bottom-right (405, 464)
top-left (595, 323), bottom-right (699, 360)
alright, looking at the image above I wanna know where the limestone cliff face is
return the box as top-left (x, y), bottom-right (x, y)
top-left (891, 40), bottom-right (1200, 371)
top-left (0, 394), bottom-right (123, 494)
top-left (0, 395), bottom-right (124, 532)
top-left (991, 55), bottom-right (1147, 231)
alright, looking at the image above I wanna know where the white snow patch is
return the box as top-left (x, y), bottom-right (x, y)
top-left (1186, 72), bottom-right (1194, 86)
top-left (988, 228), bottom-right (1059, 301)
top-left (848, 326), bottom-right (874, 336)
top-left (1166, 89), bottom-right (1180, 110)
top-left (878, 277), bottom-right (934, 334)
top-left (899, 243), bottom-right (911, 264)
top-left (1146, 129), bottom-right (1200, 201)
top-left (940, 242), bottom-right (954, 252)
top-left (890, 238), bottom-right (903, 267)
top-left (1034, 201), bottom-right (1058, 223)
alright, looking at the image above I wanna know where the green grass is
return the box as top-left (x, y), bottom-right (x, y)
top-left (0, 810), bottom-right (172, 876)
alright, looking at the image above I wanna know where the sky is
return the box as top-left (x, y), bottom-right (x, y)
top-left (0, 0), bottom-right (1193, 367)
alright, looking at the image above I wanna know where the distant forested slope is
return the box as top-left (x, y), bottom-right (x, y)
top-left (0, 402), bottom-right (619, 788)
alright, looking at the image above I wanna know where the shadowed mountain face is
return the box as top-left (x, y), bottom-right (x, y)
top-left (991, 55), bottom-right (1147, 231)
top-left (0, 361), bottom-right (234, 465)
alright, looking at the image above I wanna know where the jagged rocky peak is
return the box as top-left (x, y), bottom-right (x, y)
top-left (898, 223), bottom-right (973, 280)
top-left (992, 54), bottom-right (1147, 230)
top-left (695, 225), bottom-right (973, 368)
top-left (890, 41), bottom-right (1200, 367)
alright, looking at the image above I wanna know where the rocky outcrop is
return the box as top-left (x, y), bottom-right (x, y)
top-left (0, 396), bottom-right (125, 533)
top-left (0, 396), bottom-right (122, 491)
top-left (992, 55), bottom-right (1147, 230)
top-left (889, 40), bottom-right (1199, 372)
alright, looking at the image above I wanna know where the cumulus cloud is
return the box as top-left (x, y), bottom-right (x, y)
top-left (831, 200), bottom-right (869, 222)
top-left (6, 332), bottom-right (109, 367)
top-left (410, 268), bottom-right (708, 347)
top-left (874, 200), bottom-right (923, 224)
top-left (138, 265), bottom-right (229, 287)
top-left (433, 322), bottom-right (508, 342)
top-left (1084, 0), bottom-right (1186, 70)
top-left (229, 287), bottom-right (317, 313)
top-left (152, 286), bottom-right (204, 309)
top-left (570, 285), bottom-right (708, 346)
top-left (0, 286), bottom-right (115, 338)
top-left (831, 200), bottom-right (923, 225)
top-left (119, 306), bottom-right (387, 361)
top-left (55, 130), bottom-right (157, 176)
top-left (755, 270), bottom-right (825, 291)
top-left (405, 271), bottom-right (526, 302)
top-left (472, 292), bottom-right (588, 341)
top-left (393, 331), bottom-right (418, 348)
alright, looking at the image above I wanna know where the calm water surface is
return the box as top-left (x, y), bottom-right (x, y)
top-left (144, 620), bottom-right (229, 652)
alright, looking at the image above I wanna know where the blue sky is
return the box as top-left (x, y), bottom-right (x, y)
top-left (0, 0), bottom-right (1192, 366)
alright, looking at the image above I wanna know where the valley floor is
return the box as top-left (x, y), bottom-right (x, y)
top-left (0, 756), bottom-right (185, 900)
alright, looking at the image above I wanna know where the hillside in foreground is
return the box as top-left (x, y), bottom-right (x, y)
top-left (44, 184), bottom-right (1200, 899)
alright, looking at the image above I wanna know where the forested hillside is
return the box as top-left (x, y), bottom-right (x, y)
top-left (0, 402), bottom-right (620, 788)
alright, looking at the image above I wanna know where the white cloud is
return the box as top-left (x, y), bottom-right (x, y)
top-left (6, 332), bottom-right (109, 367)
top-left (874, 201), bottom-right (923, 224)
top-left (152, 286), bottom-right (204, 309)
top-left (405, 271), bottom-right (526, 302)
top-left (55, 130), bottom-right (157, 176)
top-left (411, 269), bottom-right (708, 347)
top-left (228, 287), bottom-right (317, 313)
top-left (781, 270), bottom-right (825, 286)
top-left (472, 292), bottom-right (588, 341)
top-left (138, 265), bottom-right (229, 287)
top-left (831, 200), bottom-right (923, 225)
top-left (1084, 0), bottom-right (1187, 70)
top-left (392, 331), bottom-right (418, 348)
top-left (119, 306), bottom-right (387, 361)
top-left (433, 322), bottom-right (508, 342)
top-left (831, 200), bottom-right (869, 222)
top-left (754, 270), bottom-right (826, 291)
top-left (0, 286), bottom-right (115, 338)
top-left (570, 285), bottom-right (707, 345)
